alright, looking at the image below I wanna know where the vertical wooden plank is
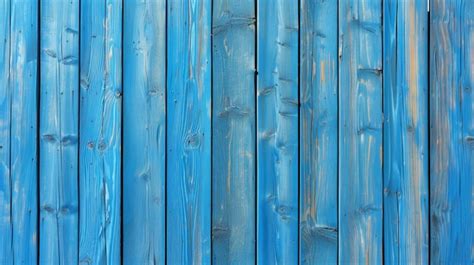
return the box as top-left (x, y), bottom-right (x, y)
top-left (79, 0), bottom-right (122, 264)
top-left (9, 0), bottom-right (39, 263)
top-left (383, 1), bottom-right (429, 264)
top-left (430, 0), bottom-right (474, 263)
top-left (0, 0), bottom-right (12, 263)
top-left (212, 0), bottom-right (256, 264)
top-left (256, 0), bottom-right (298, 264)
top-left (338, 0), bottom-right (383, 264)
top-left (299, 0), bottom-right (338, 264)
top-left (166, 0), bottom-right (212, 263)
top-left (123, 0), bottom-right (166, 264)
top-left (40, 0), bottom-right (79, 263)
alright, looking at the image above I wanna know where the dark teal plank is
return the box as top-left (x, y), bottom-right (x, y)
top-left (338, 0), bottom-right (383, 263)
top-left (299, 0), bottom-right (338, 264)
top-left (383, 1), bottom-right (429, 264)
top-left (40, 0), bottom-right (80, 263)
top-left (79, 1), bottom-right (122, 264)
top-left (430, 0), bottom-right (474, 263)
top-left (167, 0), bottom-right (212, 263)
top-left (123, 0), bottom-right (166, 264)
top-left (257, 0), bottom-right (298, 264)
top-left (8, 1), bottom-right (39, 264)
top-left (212, 0), bottom-right (256, 264)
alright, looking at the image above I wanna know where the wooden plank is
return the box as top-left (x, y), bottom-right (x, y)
top-left (123, 0), bottom-right (166, 264)
top-left (256, 0), bottom-right (298, 264)
top-left (79, 1), bottom-right (122, 264)
top-left (338, 0), bottom-right (383, 263)
top-left (9, 1), bottom-right (39, 264)
top-left (430, 0), bottom-right (474, 263)
top-left (39, 0), bottom-right (80, 263)
top-left (0, 0), bottom-right (12, 263)
top-left (166, 0), bottom-right (212, 263)
top-left (383, 1), bottom-right (429, 264)
top-left (212, 0), bottom-right (256, 263)
top-left (299, 0), bottom-right (338, 264)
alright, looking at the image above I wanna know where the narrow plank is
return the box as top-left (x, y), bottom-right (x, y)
top-left (0, 0), bottom-right (12, 263)
top-left (430, 0), bottom-right (474, 263)
top-left (9, 1), bottom-right (39, 263)
top-left (338, 0), bottom-right (383, 263)
top-left (383, 1), bottom-right (429, 264)
top-left (166, 0), bottom-right (212, 263)
top-left (299, 0), bottom-right (338, 264)
top-left (212, 0), bottom-right (256, 263)
top-left (123, 0), bottom-right (166, 264)
top-left (256, 0), bottom-right (298, 264)
top-left (79, 1), bottom-right (122, 264)
top-left (40, 0), bottom-right (80, 263)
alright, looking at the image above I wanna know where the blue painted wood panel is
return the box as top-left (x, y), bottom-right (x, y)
top-left (212, 0), bottom-right (256, 264)
top-left (383, 1), bottom-right (429, 264)
top-left (167, 0), bottom-right (212, 263)
top-left (430, 0), bottom-right (474, 263)
top-left (79, 1), bottom-right (122, 264)
top-left (338, 0), bottom-right (383, 263)
top-left (257, 0), bottom-right (298, 264)
top-left (123, 0), bottom-right (166, 264)
top-left (299, 0), bottom-right (338, 264)
top-left (40, 1), bottom-right (80, 264)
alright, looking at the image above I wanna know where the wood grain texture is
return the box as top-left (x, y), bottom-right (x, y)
top-left (79, 1), bottom-right (122, 264)
top-left (123, 0), bottom-right (166, 264)
top-left (7, 1), bottom-right (39, 264)
top-left (40, 0), bottom-right (80, 263)
top-left (212, 0), bottom-right (256, 264)
top-left (167, 0), bottom-right (212, 263)
top-left (257, 0), bottom-right (298, 264)
top-left (338, 0), bottom-right (383, 264)
top-left (383, 1), bottom-right (429, 264)
top-left (299, 0), bottom-right (338, 264)
top-left (430, 0), bottom-right (474, 263)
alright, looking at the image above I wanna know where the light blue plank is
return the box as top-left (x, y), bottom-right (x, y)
top-left (299, 0), bottom-right (338, 264)
top-left (430, 0), bottom-right (474, 263)
top-left (212, 0), bottom-right (256, 264)
top-left (40, 0), bottom-right (80, 263)
top-left (166, 0), bottom-right (212, 263)
top-left (123, 0), bottom-right (166, 264)
top-left (79, 1), bottom-right (122, 264)
top-left (383, 1), bottom-right (429, 264)
top-left (338, 0), bottom-right (383, 263)
top-left (9, 1), bottom-right (39, 264)
top-left (0, 0), bottom-right (12, 263)
top-left (256, 0), bottom-right (298, 264)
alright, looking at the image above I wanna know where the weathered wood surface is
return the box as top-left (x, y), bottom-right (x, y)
top-left (299, 0), bottom-right (338, 264)
top-left (123, 0), bottom-right (166, 264)
top-left (430, 0), bottom-right (474, 263)
top-left (79, 0), bottom-right (122, 264)
top-left (167, 0), bottom-right (212, 264)
top-left (383, 1), bottom-right (429, 264)
top-left (338, 0), bottom-right (383, 263)
top-left (40, 0), bottom-right (80, 263)
top-left (212, 0), bottom-right (256, 264)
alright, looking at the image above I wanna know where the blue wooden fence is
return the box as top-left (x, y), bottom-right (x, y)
top-left (0, 0), bottom-right (473, 264)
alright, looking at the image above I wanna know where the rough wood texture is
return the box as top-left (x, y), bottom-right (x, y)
top-left (167, 0), bottom-right (212, 263)
top-left (257, 0), bottom-right (298, 264)
top-left (383, 1), bottom-right (429, 264)
top-left (79, 1), bottom-right (122, 264)
top-left (338, 0), bottom-right (383, 263)
top-left (123, 1), bottom-right (166, 264)
top-left (299, 0), bottom-right (338, 264)
top-left (212, 0), bottom-right (256, 264)
top-left (430, 0), bottom-right (474, 263)
top-left (39, 0), bottom-right (80, 263)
